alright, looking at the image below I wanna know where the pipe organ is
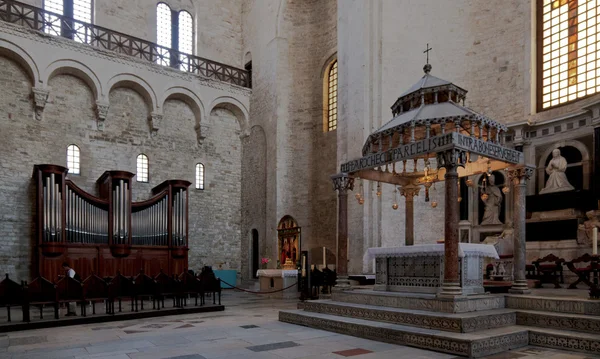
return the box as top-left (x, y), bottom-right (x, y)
top-left (34, 165), bottom-right (191, 280)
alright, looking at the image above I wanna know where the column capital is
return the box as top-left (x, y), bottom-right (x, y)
top-left (95, 100), bottom-right (110, 131)
top-left (331, 174), bottom-right (354, 192)
top-left (149, 112), bottom-right (163, 136)
top-left (32, 87), bottom-right (50, 121)
top-left (436, 149), bottom-right (467, 170)
top-left (400, 185), bottom-right (421, 198)
top-left (507, 166), bottom-right (535, 185)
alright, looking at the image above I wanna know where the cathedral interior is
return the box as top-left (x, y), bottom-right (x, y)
top-left (1, 0), bottom-right (600, 358)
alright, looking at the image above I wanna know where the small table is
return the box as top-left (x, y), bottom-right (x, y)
top-left (565, 254), bottom-right (599, 289)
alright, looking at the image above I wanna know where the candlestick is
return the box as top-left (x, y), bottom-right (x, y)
top-left (323, 246), bottom-right (326, 269)
top-left (594, 227), bottom-right (598, 255)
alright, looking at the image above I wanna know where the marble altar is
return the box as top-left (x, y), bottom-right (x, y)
top-left (366, 243), bottom-right (499, 295)
top-left (256, 269), bottom-right (298, 299)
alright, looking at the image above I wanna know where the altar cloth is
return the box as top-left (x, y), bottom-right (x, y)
top-left (365, 243), bottom-right (499, 260)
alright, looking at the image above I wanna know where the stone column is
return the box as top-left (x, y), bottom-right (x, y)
top-left (508, 166), bottom-right (534, 294)
top-left (400, 185), bottom-right (420, 246)
top-left (437, 149), bottom-right (466, 297)
top-left (332, 174), bottom-right (354, 288)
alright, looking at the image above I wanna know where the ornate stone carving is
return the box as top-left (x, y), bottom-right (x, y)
top-left (578, 210), bottom-right (600, 245)
top-left (507, 166), bottom-right (534, 185)
top-left (331, 174), bottom-right (354, 192)
top-left (95, 101), bottom-right (109, 131)
top-left (149, 112), bottom-right (163, 136)
top-left (194, 123), bottom-right (208, 144)
top-left (480, 174), bottom-right (503, 225)
top-left (32, 87), bottom-right (50, 121)
top-left (436, 148), bottom-right (467, 169)
top-left (540, 148), bottom-right (575, 194)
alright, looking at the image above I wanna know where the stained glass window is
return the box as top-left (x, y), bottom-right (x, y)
top-left (327, 60), bottom-right (338, 131)
top-left (540, 0), bottom-right (600, 109)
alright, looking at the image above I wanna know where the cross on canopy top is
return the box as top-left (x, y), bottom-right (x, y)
top-left (423, 43), bottom-right (432, 74)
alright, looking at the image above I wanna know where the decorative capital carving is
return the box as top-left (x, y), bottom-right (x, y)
top-left (149, 112), bottom-right (163, 136)
top-left (95, 100), bottom-right (109, 131)
top-left (507, 166), bottom-right (534, 185)
top-left (436, 149), bottom-right (467, 170)
top-left (331, 174), bottom-right (354, 193)
top-left (32, 87), bottom-right (50, 121)
top-left (194, 123), bottom-right (207, 144)
top-left (400, 186), bottom-right (421, 199)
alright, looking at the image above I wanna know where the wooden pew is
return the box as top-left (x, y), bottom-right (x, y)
top-left (82, 274), bottom-right (110, 315)
top-left (0, 274), bottom-right (24, 322)
top-left (133, 270), bottom-right (158, 311)
top-left (154, 270), bottom-right (181, 309)
top-left (108, 272), bottom-right (135, 313)
top-left (198, 267), bottom-right (221, 305)
top-left (27, 276), bottom-right (58, 320)
top-left (180, 270), bottom-right (202, 306)
top-left (56, 275), bottom-right (85, 316)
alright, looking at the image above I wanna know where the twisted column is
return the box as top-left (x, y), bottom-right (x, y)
top-left (332, 174), bottom-right (354, 288)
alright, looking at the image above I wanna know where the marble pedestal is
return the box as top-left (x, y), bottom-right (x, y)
top-left (256, 269), bottom-right (298, 299)
top-left (367, 243), bottom-right (499, 295)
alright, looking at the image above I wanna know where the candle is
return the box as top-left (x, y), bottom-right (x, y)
top-left (323, 246), bottom-right (327, 269)
top-left (594, 227), bottom-right (598, 255)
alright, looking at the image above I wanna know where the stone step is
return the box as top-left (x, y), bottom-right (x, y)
top-left (516, 309), bottom-right (600, 334)
top-left (332, 289), bottom-right (505, 313)
top-left (528, 327), bottom-right (600, 355)
top-left (302, 300), bottom-right (516, 333)
top-left (279, 309), bottom-right (528, 358)
top-left (506, 294), bottom-right (600, 316)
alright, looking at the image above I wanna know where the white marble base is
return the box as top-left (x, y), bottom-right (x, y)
top-left (257, 269), bottom-right (298, 299)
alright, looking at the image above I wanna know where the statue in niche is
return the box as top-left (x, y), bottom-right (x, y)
top-left (480, 174), bottom-right (503, 225)
top-left (540, 148), bottom-right (575, 194)
top-left (577, 211), bottom-right (600, 245)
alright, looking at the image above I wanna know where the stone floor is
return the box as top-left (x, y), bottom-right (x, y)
top-left (0, 291), bottom-right (598, 359)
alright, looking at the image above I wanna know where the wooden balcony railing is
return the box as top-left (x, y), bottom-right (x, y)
top-left (0, 0), bottom-right (250, 88)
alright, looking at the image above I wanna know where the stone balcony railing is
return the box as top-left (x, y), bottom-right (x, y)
top-left (0, 0), bottom-right (250, 88)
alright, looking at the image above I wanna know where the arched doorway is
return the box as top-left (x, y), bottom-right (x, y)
top-left (251, 229), bottom-right (259, 278)
top-left (277, 216), bottom-right (301, 268)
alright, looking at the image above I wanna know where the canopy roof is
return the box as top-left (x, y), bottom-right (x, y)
top-left (338, 64), bottom-right (523, 186)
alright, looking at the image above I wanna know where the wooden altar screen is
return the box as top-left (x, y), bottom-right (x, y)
top-left (33, 164), bottom-right (190, 279)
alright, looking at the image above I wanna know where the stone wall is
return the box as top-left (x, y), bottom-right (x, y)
top-left (240, 0), bottom-right (337, 276)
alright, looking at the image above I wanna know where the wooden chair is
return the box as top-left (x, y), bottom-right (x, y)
top-left (107, 272), bottom-right (135, 313)
top-left (154, 270), bottom-right (181, 309)
top-left (27, 276), bottom-right (58, 320)
top-left (82, 273), bottom-right (110, 315)
top-left (310, 268), bottom-right (323, 298)
top-left (322, 268), bottom-right (336, 294)
top-left (565, 253), bottom-right (597, 289)
top-left (56, 275), bottom-right (85, 317)
top-left (198, 267), bottom-right (221, 305)
top-left (133, 270), bottom-right (158, 311)
top-left (180, 270), bottom-right (202, 306)
top-left (0, 274), bottom-right (24, 322)
top-left (533, 254), bottom-right (565, 288)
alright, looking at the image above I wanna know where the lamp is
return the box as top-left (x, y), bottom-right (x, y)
top-left (376, 182), bottom-right (382, 197)
top-left (392, 187), bottom-right (398, 210)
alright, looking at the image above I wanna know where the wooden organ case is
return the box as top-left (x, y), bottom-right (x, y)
top-left (33, 165), bottom-right (191, 279)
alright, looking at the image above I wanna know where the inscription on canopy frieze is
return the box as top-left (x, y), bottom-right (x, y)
top-left (340, 132), bottom-right (522, 173)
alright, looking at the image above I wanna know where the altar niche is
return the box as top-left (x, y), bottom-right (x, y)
top-left (277, 216), bottom-right (300, 269)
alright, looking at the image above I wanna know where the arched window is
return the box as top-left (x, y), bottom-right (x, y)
top-left (44, 0), bottom-right (93, 42)
top-left (66, 144), bottom-right (80, 175)
top-left (156, 3), bottom-right (194, 69)
top-left (538, 1), bottom-right (600, 110)
top-left (325, 59), bottom-right (338, 132)
top-left (195, 163), bottom-right (205, 190)
top-left (178, 11), bottom-right (193, 71)
top-left (137, 154), bottom-right (149, 183)
top-left (156, 2), bottom-right (172, 66)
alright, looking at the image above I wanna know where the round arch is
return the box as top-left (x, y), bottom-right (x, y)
top-left (161, 86), bottom-right (205, 125)
top-left (207, 96), bottom-right (250, 137)
top-left (106, 73), bottom-right (158, 112)
top-left (537, 139), bottom-right (591, 191)
top-left (0, 40), bottom-right (40, 84)
top-left (45, 59), bottom-right (102, 100)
